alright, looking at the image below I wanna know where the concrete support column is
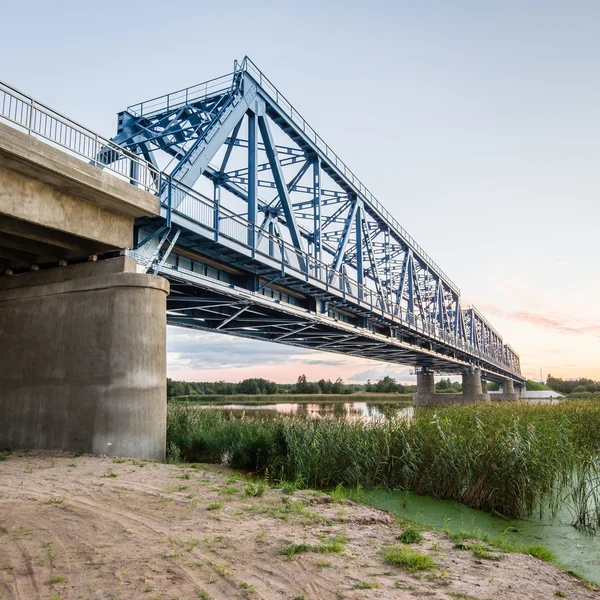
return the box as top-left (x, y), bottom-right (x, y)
top-left (461, 370), bottom-right (491, 404)
top-left (497, 378), bottom-right (519, 401)
top-left (0, 257), bottom-right (169, 460)
top-left (413, 371), bottom-right (435, 406)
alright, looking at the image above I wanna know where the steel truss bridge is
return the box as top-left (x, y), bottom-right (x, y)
top-left (0, 58), bottom-right (523, 384)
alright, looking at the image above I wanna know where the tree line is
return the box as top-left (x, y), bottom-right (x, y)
top-left (546, 376), bottom-right (600, 395)
top-left (167, 373), bottom-right (599, 398)
top-left (167, 374), bottom-right (424, 397)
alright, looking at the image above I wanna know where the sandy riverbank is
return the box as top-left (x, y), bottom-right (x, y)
top-left (0, 452), bottom-right (596, 600)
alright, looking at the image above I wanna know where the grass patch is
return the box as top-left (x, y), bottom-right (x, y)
top-left (447, 529), bottom-right (555, 563)
top-left (50, 574), bottom-right (65, 584)
top-left (244, 481), bottom-right (266, 497)
top-left (280, 534), bottom-right (346, 557)
top-left (454, 540), bottom-right (502, 561)
top-left (397, 525), bottom-right (424, 544)
top-left (206, 501), bottom-right (223, 511)
top-left (239, 582), bottom-right (257, 591)
top-left (353, 581), bottom-right (378, 589)
top-left (382, 545), bottom-right (437, 572)
top-left (314, 534), bottom-right (347, 554)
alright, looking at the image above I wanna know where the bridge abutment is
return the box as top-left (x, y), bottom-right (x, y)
top-left (0, 257), bottom-right (169, 460)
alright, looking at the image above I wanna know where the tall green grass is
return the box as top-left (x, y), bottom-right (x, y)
top-left (167, 401), bottom-right (600, 530)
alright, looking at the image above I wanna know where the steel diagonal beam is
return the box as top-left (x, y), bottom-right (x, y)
top-left (321, 200), bottom-right (351, 230)
top-left (274, 323), bottom-right (314, 341)
top-left (223, 136), bottom-right (305, 157)
top-left (170, 302), bottom-right (241, 311)
top-left (170, 83), bottom-right (258, 193)
top-left (316, 335), bottom-right (357, 348)
top-left (411, 260), bottom-right (427, 323)
top-left (266, 159), bottom-right (312, 211)
top-left (257, 114), bottom-right (305, 254)
top-left (226, 154), bottom-right (303, 177)
top-left (216, 305), bottom-right (251, 330)
top-left (219, 118), bottom-right (243, 174)
top-left (361, 218), bottom-right (386, 305)
top-left (331, 198), bottom-right (359, 272)
top-left (152, 229), bottom-right (181, 274)
top-left (394, 250), bottom-right (410, 317)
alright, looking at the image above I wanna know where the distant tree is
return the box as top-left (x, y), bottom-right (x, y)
top-left (237, 378), bottom-right (278, 395)
top-left (365, 379), bottom-right (373, 392)
top-left (295, 374), bottom-right (310, 394)
top-left (436, 378), bottom-right (461, 393)
top-left (318, 378), bottom-right (333, 394)
top-left (331, 377), bottom-right (346, 394)
top-left (374, 375), bottom-right (403, 394)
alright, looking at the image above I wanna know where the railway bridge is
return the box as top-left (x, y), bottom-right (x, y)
top-left (0, 58), bottom-right (525, 459)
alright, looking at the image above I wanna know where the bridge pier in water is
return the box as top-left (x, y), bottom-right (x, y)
top-left (0, 257), bottom-right (169, 460)
top-left (495, 378), bottom-right (520, 401)
top-left (413, 369), bottom-right (491, 406)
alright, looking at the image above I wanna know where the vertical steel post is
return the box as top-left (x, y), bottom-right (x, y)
top-left (407, 254), bottom-right (414, 315)
top-left (213, 182), bottom-right (220, 241)
top-left (355, 203), bottom-right (363, 299)
top-left (247, 110), bottom-right (257, 251)
top-left (166, 176), bottom-right (172, 227)
top-left (384, 226), bottom-right (391, 308)
top-left (313, 159), bottom-right (322, 266)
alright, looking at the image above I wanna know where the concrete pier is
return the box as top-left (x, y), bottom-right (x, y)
top-left (0, 257), bottom-right (169, 460)
top-left (413, 368), bottom-right (491, 406)
top-left (413, 371), bottom-right (437, 405)
top-left (491, 378), bottom-right (520, 401)
top-left (462, 370), bottom-right (491, 403)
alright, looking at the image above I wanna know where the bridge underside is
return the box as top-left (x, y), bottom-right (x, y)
top-left (144, 215), bottom-right (522, 385)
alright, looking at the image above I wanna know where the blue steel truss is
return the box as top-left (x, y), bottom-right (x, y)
top-left (100, 57), bottom-right (522, 382)
top-left (0, 63), bottom-right (523, 382)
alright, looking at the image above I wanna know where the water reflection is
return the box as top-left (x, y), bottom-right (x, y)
top-left (197, 401), bottom-right (413, 420)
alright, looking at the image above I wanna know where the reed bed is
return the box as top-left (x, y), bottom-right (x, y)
top-left (167, 400), bottom-right (600, 530)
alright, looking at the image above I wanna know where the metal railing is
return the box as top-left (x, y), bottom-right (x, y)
top-left (0, 81), bottom-right (160, 193)
top-left (126, 72), bottom-right (239, 118)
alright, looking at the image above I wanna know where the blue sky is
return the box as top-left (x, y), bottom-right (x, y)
top-left (2, 0), bottom-right (598, 381)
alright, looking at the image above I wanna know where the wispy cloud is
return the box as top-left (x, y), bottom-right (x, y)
top-left (167, 327), bottom-right (350, 373)
top-left (348, 367), bottom-right (415, 384)
top-left (483, 306), bottom-right (600, 337)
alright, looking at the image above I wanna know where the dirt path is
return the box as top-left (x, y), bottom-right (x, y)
top-left (0, 451), bottom-right (597, 600)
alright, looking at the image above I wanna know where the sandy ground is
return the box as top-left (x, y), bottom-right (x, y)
top-left (0, 452), bottom-right (597, 600)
